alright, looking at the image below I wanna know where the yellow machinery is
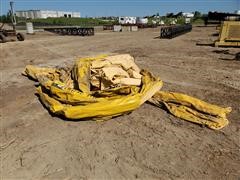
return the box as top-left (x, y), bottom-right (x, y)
top-left (215, 21), bottom-right (240, 47)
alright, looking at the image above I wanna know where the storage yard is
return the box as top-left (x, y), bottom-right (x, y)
top-left (1, 26), bottom-right (240, 179)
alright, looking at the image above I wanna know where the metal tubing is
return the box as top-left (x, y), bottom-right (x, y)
top-left (160, 24), bottom-right (192, 39)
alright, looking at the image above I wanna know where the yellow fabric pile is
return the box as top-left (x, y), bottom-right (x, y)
top-left (23, 54), bottom-right (232, 130)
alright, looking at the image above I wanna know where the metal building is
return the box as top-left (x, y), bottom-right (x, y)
top-left (15, 10), bottom-right (81, 19)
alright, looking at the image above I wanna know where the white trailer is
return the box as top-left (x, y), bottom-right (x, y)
top-left (136, 17), bottom-right (148, 24)
top-left (118, 17), bottom-right (137, 24)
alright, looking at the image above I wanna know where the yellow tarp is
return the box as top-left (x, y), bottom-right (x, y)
top-left (23, 54), bottom-right (232, 130)
top-left (149, 92), bottom-right (231, 130)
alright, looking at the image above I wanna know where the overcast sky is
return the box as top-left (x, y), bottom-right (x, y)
top-left (0, 0), bottom-right (239, 16)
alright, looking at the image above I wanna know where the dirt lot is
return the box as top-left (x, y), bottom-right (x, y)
top-left (1, 26), bottom-right (240, 179)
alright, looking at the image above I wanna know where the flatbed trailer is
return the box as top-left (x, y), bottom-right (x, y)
top-left (44, 27), bottom-right (94, 36)
top-left (205, 12), bottom-right (240, 26)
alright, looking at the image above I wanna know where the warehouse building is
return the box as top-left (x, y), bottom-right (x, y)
top-left (15, 10), bottom-right (81, 19)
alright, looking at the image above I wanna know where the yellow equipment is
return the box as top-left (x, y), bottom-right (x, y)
top-left (23, 54), bottom-right (232, 130)
top-left (215, 21), bottom-right (240, 47)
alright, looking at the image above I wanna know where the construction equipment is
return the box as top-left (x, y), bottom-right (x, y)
top-left (160, 24), bottom-right (192, 39)
top-left (44, 27), bottom-right (94, 36)
top-left (215, 21), bottom-right (240, 47)
top-left (204, 11), bottom-right (240, 26)
top-left (197, 12), bottom-right (240, 47)
top-left (0, 1), bottom-right (25, 43)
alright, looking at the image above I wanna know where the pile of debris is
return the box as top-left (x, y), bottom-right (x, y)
top-left (23, 54), bottom-right (232, 130)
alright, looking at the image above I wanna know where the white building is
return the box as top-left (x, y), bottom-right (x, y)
top-left (118, 17), bottom-right (137, 24)
top-left (16, 10), bottom-right (80, 19)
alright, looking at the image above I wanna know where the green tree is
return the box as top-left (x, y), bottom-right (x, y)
top-left (0, 14), bottom-right (11, 23)
top-left (194, 11), bottom-right (202, 18)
